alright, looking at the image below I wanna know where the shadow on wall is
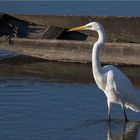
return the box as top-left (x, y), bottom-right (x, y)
top-left (0, 14), bottom-right (88, 42)
top-left (0, 14), bottom-right (43, 39)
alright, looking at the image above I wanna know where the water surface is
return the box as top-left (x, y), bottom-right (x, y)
top-left (0, 58), bottom-right (140, 140)
top-left (0, 1), bottom-right (140, 16)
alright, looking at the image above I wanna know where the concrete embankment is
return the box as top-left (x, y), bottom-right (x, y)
top-left (0, 14), bottom-right (140, 65)
top-left (0, 38), bottom-right (139, 65)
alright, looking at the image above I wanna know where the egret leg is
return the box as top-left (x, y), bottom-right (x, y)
top-left (108, 110), bottom-right (111, 122)
top-left (107, 101), bottom-right (111, 122)
top-left (121, 104), bottom-right (128, 122)
top-left (123, 107), bottom-right (128, 122)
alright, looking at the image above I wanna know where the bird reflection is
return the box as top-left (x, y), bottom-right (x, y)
top-left (107, 121), bottom-right (140, 140)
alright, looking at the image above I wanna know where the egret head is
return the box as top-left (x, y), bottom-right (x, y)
top-left (68, 22), bottom-right (103, 32)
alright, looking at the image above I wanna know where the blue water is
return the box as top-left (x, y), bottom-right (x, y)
top-left (0, 1), bottom-right (140, 16)
top-left (0, 61), bottom-right (139, 140)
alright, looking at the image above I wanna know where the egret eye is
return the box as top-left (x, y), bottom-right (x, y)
top-left (88, 25), bottom-right (92, 28)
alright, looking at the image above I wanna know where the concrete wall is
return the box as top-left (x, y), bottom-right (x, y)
top-left (14, 15), bottom-right (140, 43)
top-left (0, 14), bottom-right (140, 66)
top-left (0, 38), bottom-right (140, 65)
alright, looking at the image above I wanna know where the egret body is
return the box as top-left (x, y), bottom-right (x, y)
top-left (68, 22), bottom-right (140, 122)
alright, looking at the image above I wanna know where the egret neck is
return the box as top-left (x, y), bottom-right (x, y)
top-left (92, 26), bottom-right (105, 90)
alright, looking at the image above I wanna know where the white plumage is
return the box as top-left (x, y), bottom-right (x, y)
top-left (103, 65), bottom-right (140, 112)
top-left (68, 22), bottom-right (140, 121)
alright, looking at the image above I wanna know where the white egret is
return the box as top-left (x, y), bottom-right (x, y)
top-left (68, 22), bottom-right (140, 122)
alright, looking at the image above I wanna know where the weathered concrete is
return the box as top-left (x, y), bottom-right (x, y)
top-left (14, 14), bottom-right (140, 43)
top-left (1, 14), bottom-right (140, 42)
top-left (0, 14), bottom-right (140, 66)
top-left (0, 38), bottom-right (139, 65)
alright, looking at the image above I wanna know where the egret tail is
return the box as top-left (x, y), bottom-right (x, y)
top-left (126, 103), bottom-right (140, 112)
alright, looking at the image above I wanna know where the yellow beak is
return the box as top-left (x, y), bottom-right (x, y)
top-left (67, 25), bottom-right (87, 32)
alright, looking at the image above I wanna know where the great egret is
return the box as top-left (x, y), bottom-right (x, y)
top-left (68, 22), bottom-right (140, 122)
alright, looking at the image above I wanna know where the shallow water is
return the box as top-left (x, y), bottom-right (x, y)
top-left (0, 58), bottom-right (140, 140)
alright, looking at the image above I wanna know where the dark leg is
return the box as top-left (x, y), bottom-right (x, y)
top-left (122, 105), bottom-right (128, 122)
top-left (108, 111), bottom-right (111, 122)
top-left (107, 100), bottom-right (111, 122)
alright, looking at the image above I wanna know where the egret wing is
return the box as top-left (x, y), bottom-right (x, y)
top-left (111, 66), bottom-right (140, 111)
top-left (104, 65), bottom-right (140, 111)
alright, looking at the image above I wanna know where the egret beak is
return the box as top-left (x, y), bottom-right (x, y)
top-left (67, 25), bottom-right (87, 32)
